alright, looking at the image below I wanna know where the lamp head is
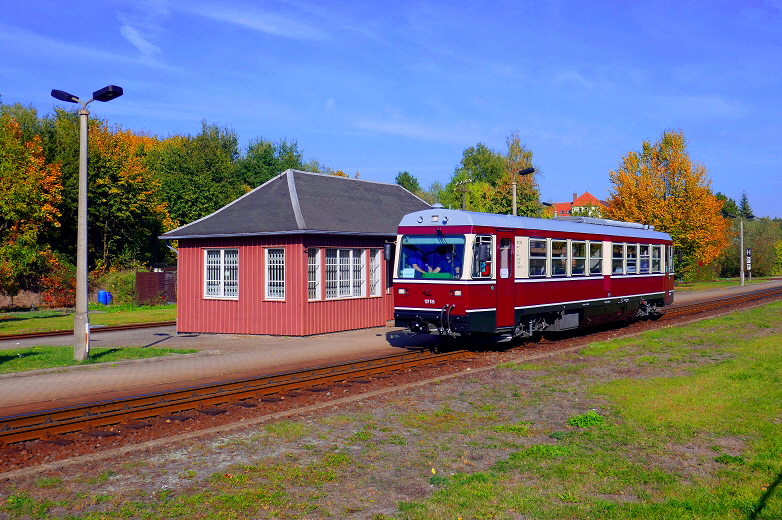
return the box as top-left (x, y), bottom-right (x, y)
top-left (92, 85), bottom-right (123, 102)
top-left (517, 167), bottom-right (535, 176)
top-left (51, 89), bottom-right (79, 103)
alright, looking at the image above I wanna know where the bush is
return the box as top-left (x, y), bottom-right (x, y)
top-left (95, 270), bottom-right (136, 305)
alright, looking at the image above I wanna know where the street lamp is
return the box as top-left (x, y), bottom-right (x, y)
top-left (512, 167), bottom-right (535, 216)
top-left (50, 85), bottom-right (123, 361)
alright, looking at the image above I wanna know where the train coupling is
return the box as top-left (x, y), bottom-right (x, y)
top-left (409, 319), bottom-right (431, 335)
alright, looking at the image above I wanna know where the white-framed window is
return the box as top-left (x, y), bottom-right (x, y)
top-left (571, 241), bottom-right (586, 275)
top-left (589, 242), bottom-right (603, 275)
top-left (265, 248), bottom-right (285, 299)
top-left (639, 245), bottom-right (651, 273)
top-left (551, 240), bottom-right (567, 276)
top-left (308, 248), bottom-right (320, 300)
top-left (369, 249), bottom-right (382, 297)
top-left (529, 238), bottom-right (547, 277)
top-left (205, 249), bottom-right (238, 299)
top-left (626, 244), bottom-right (638, 274)
top-left (652, 245), bottom-right (662, 273)
top-left (325, 249), bottom-right (365, 299)
top-left (471, 235), bottom-right (493, 278)
top-left (612, 244), bottom-right (624, 274)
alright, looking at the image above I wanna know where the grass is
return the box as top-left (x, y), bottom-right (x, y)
top-left (2, 302), bottom-right (782, 518)
top-left (0, 345), bottom-right (197, 374)
top-left (0, 303), bottom-right (176, 335)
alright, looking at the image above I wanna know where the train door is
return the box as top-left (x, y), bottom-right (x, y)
top-left (496, 231), bottom-right (515, 328)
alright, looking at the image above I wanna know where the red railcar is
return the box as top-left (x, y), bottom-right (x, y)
top-left (392, 205), bottom-right (674, 338)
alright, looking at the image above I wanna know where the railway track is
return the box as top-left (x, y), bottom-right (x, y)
top-left (0, 349), bottom-right (474, 447)
top-left (0, 320), bottom-right (176, 341)
top-left (1, 286), bottom-right (780, 455)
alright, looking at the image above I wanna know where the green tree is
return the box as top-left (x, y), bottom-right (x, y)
top-left (394, 171), bottom-right (421, 193)
top-left (147, 122), bottom-right (245, 227)
top-left (235, 138), bottom-right (305, 188)
top-left (719, 218), bottom-right (782, 277)
top-left (419, 181), bottom-right (444, 205)
top-left (442, 134), bottom-right (543, 215)
top-left (456, 143), bottom-right (506, 185)
top-left (739, 191), bottom-right (753, 218)
top-left (0, 114), bottom-right (62, 297)
top-left (490, 131), bottom-right (543, 216)
top-left (606, 129), bottom-right (728, 280)
top-left (715, 192), bottom-right (739, 218)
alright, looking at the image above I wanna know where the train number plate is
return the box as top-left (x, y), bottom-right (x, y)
top-left (424, 299), bottom-right (436, 305)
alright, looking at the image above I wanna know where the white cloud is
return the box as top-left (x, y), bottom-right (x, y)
top-left (180, 2), bottom-right (331, 41)
top-left (355, 116), bottom-right (478, 145)
top-left (648, 94), bottom-right (749, 120)
top-left (120, 24), bottom-right (162, 57)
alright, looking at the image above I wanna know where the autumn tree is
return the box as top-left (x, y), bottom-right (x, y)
top-left (88, 123), bottom-right (173, 271)
top-left (0, 114), bottom-right (62, 297)
top-left (605, 130), bottom-right (728, 279)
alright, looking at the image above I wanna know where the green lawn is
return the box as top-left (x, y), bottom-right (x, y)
top-left (0, 304), bottom-right (176, 335)
top-left (0, 345), bottom-right (197, 374)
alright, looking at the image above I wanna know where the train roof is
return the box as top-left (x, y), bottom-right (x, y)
top-left (398, 206), bottom-right (672, 241)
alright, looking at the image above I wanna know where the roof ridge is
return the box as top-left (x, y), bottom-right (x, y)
top-left (286, 170), bottom-right (306, 229)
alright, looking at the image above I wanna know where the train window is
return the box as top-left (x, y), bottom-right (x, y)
top-left (571, 241), bottom-right (586, 275)
top-left (499, 238), bottom-right (512, 278)
top-left (472, 235), bottom-right (493, 278)
top-left (551, 240), bottom-right (567, 276)
top-left (529, 239), bottom-right (547, 277)
top-left (589, 242), bottom-right (603, 275)
top-left (639, 245), bottom-right (650, 273)
top-left (667, 246), bottom-right (675, 273)
top-left (626, 244), bottom-right (638, 274)
top-left (652, 245), bottom-right (662, 273)
top-left (397, 235), bottom-right (466, 279)
top-left (612, 244), bottom-right (624, 274)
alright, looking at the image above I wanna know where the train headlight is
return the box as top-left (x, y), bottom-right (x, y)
top-left (398, 288), bottom-right (407, 295)
top-left (450, 290), bottom-right (462, 296)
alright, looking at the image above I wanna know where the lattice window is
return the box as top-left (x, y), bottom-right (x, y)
top-left (325, 249), bottom-right (365, 299)
top-left (265, 248), bottom-right (285, 299)
top-left (204, 249), bottom-right (238, 298)
top-left (308, 248), bottom-right (320, 300)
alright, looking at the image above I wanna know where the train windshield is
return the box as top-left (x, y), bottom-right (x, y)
top-left (398, 235), bottom-right (466, 279)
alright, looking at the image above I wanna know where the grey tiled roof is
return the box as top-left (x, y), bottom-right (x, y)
top-left (161, 170), bottom-right (430, 239)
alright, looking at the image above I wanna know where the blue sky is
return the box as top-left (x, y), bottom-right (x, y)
top-left (2, 0), bottom-right (781, 217)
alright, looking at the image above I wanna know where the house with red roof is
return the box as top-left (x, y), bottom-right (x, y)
top-left (550, 192), bottom-right (607, 218)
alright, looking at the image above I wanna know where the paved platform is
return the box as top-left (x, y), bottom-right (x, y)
top-left (1, 280), bottom-right (780, 416)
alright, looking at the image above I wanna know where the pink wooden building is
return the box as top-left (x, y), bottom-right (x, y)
top-left (161, 170), bottom-right (429, 336)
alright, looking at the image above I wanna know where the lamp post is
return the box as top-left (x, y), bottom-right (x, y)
top-left (50, 85), bottom-right (123, 361)
top-left (512, 167), bottom-right (535, 216)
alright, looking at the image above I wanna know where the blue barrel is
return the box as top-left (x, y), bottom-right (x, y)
top-left (97, 290), bottom-right (112, 305)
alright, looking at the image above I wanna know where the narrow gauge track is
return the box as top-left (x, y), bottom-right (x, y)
top-left (1, 286), bottom-right (780, 459)
top-left (662, 285), bottom-right (782, 318)
top-left (0, 349), bottom-right (474, 447)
